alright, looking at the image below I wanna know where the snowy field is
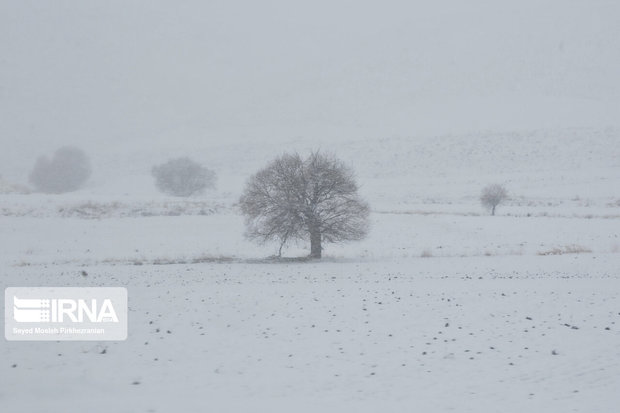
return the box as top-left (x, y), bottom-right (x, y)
top-left (1, 129), bottom-right (620, 413)
top-left (1, 257), bottom-right (619, 412)
top-left (2, 0), bottom-right (620, 412)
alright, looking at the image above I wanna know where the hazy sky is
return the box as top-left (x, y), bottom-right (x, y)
top-left (2, 0), bottom-right (619, 158)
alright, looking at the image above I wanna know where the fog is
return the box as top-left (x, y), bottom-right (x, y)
top-left (1, 0), bottom-right (619, 182)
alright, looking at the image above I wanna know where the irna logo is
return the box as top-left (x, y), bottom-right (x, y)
top-left (5, 287), bottom-right (127, 341)
top-left (13, 296), bottom-right (119, 323)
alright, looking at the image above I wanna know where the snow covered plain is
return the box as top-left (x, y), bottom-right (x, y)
top-left (1, 129), bottom-right (619, 413)
top-left (2, 1), bottom-right (620, 411)
top-left (2, 257), bottom-right (620, 413)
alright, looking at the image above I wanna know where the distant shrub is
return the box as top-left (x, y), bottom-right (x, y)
top-left (151, 157), bottom-right (216, 197)
top-left (29, 146), bottom-right (92, 193)
top-left (420, 249), bottom-right (433, 258)
top-left (538, 245), bottom-right (592, 256)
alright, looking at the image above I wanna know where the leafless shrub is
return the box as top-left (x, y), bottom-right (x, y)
top-left (14, 261), bottom-right (33, 267)
top-left (240, 151), bottom-right (369, 258)
top-left (3, 200), bottom-right (220, 219)
top-left (29, 146), bottom-right (92, 193)
top-left (103, 255), bottom-right (234, 266)
top-left (59, 201), bottom-right (123, 219)
top-left (480, 184), bottom-right (508, 215)
top-left (151, 157), bottom-right (216, 197)
top-left (538, 245), bottom-right (592, 256)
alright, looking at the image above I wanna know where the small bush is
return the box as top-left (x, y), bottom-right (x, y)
top-left (29, 146), bottom-right (92, 193)
top-left (151, 157), bottom-right (216, 197)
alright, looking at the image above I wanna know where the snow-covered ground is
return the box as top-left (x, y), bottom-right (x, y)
top-left (2, 0), bottom-right (620, 412)
top-left (1, 127), bottom-right (619, 412)
top-left (1, 257), bottom-right (619, 413)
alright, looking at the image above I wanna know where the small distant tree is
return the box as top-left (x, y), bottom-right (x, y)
top-left (29, 146), bottom-right (92, 193)
top-left (239, 151), bottom-right (369, 258)
top-left (480, 184), bottom-right (508, 215)
top-left (151, 157), bottom-right (216, 197)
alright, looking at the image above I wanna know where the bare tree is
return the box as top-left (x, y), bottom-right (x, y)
top-left (152, 157), bottom-right (216, 197)
top-left (240, 151), bottom-right (369, 258)
top-left (480, 184), bottom-right (508, 215)
top-left (29, 146), bottom-right (92, 193)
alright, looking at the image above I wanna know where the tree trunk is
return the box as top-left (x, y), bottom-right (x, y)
top-left (310, 229), bottom-right (322, 258)
top-left (491, 205), bottom-right (496, 216)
